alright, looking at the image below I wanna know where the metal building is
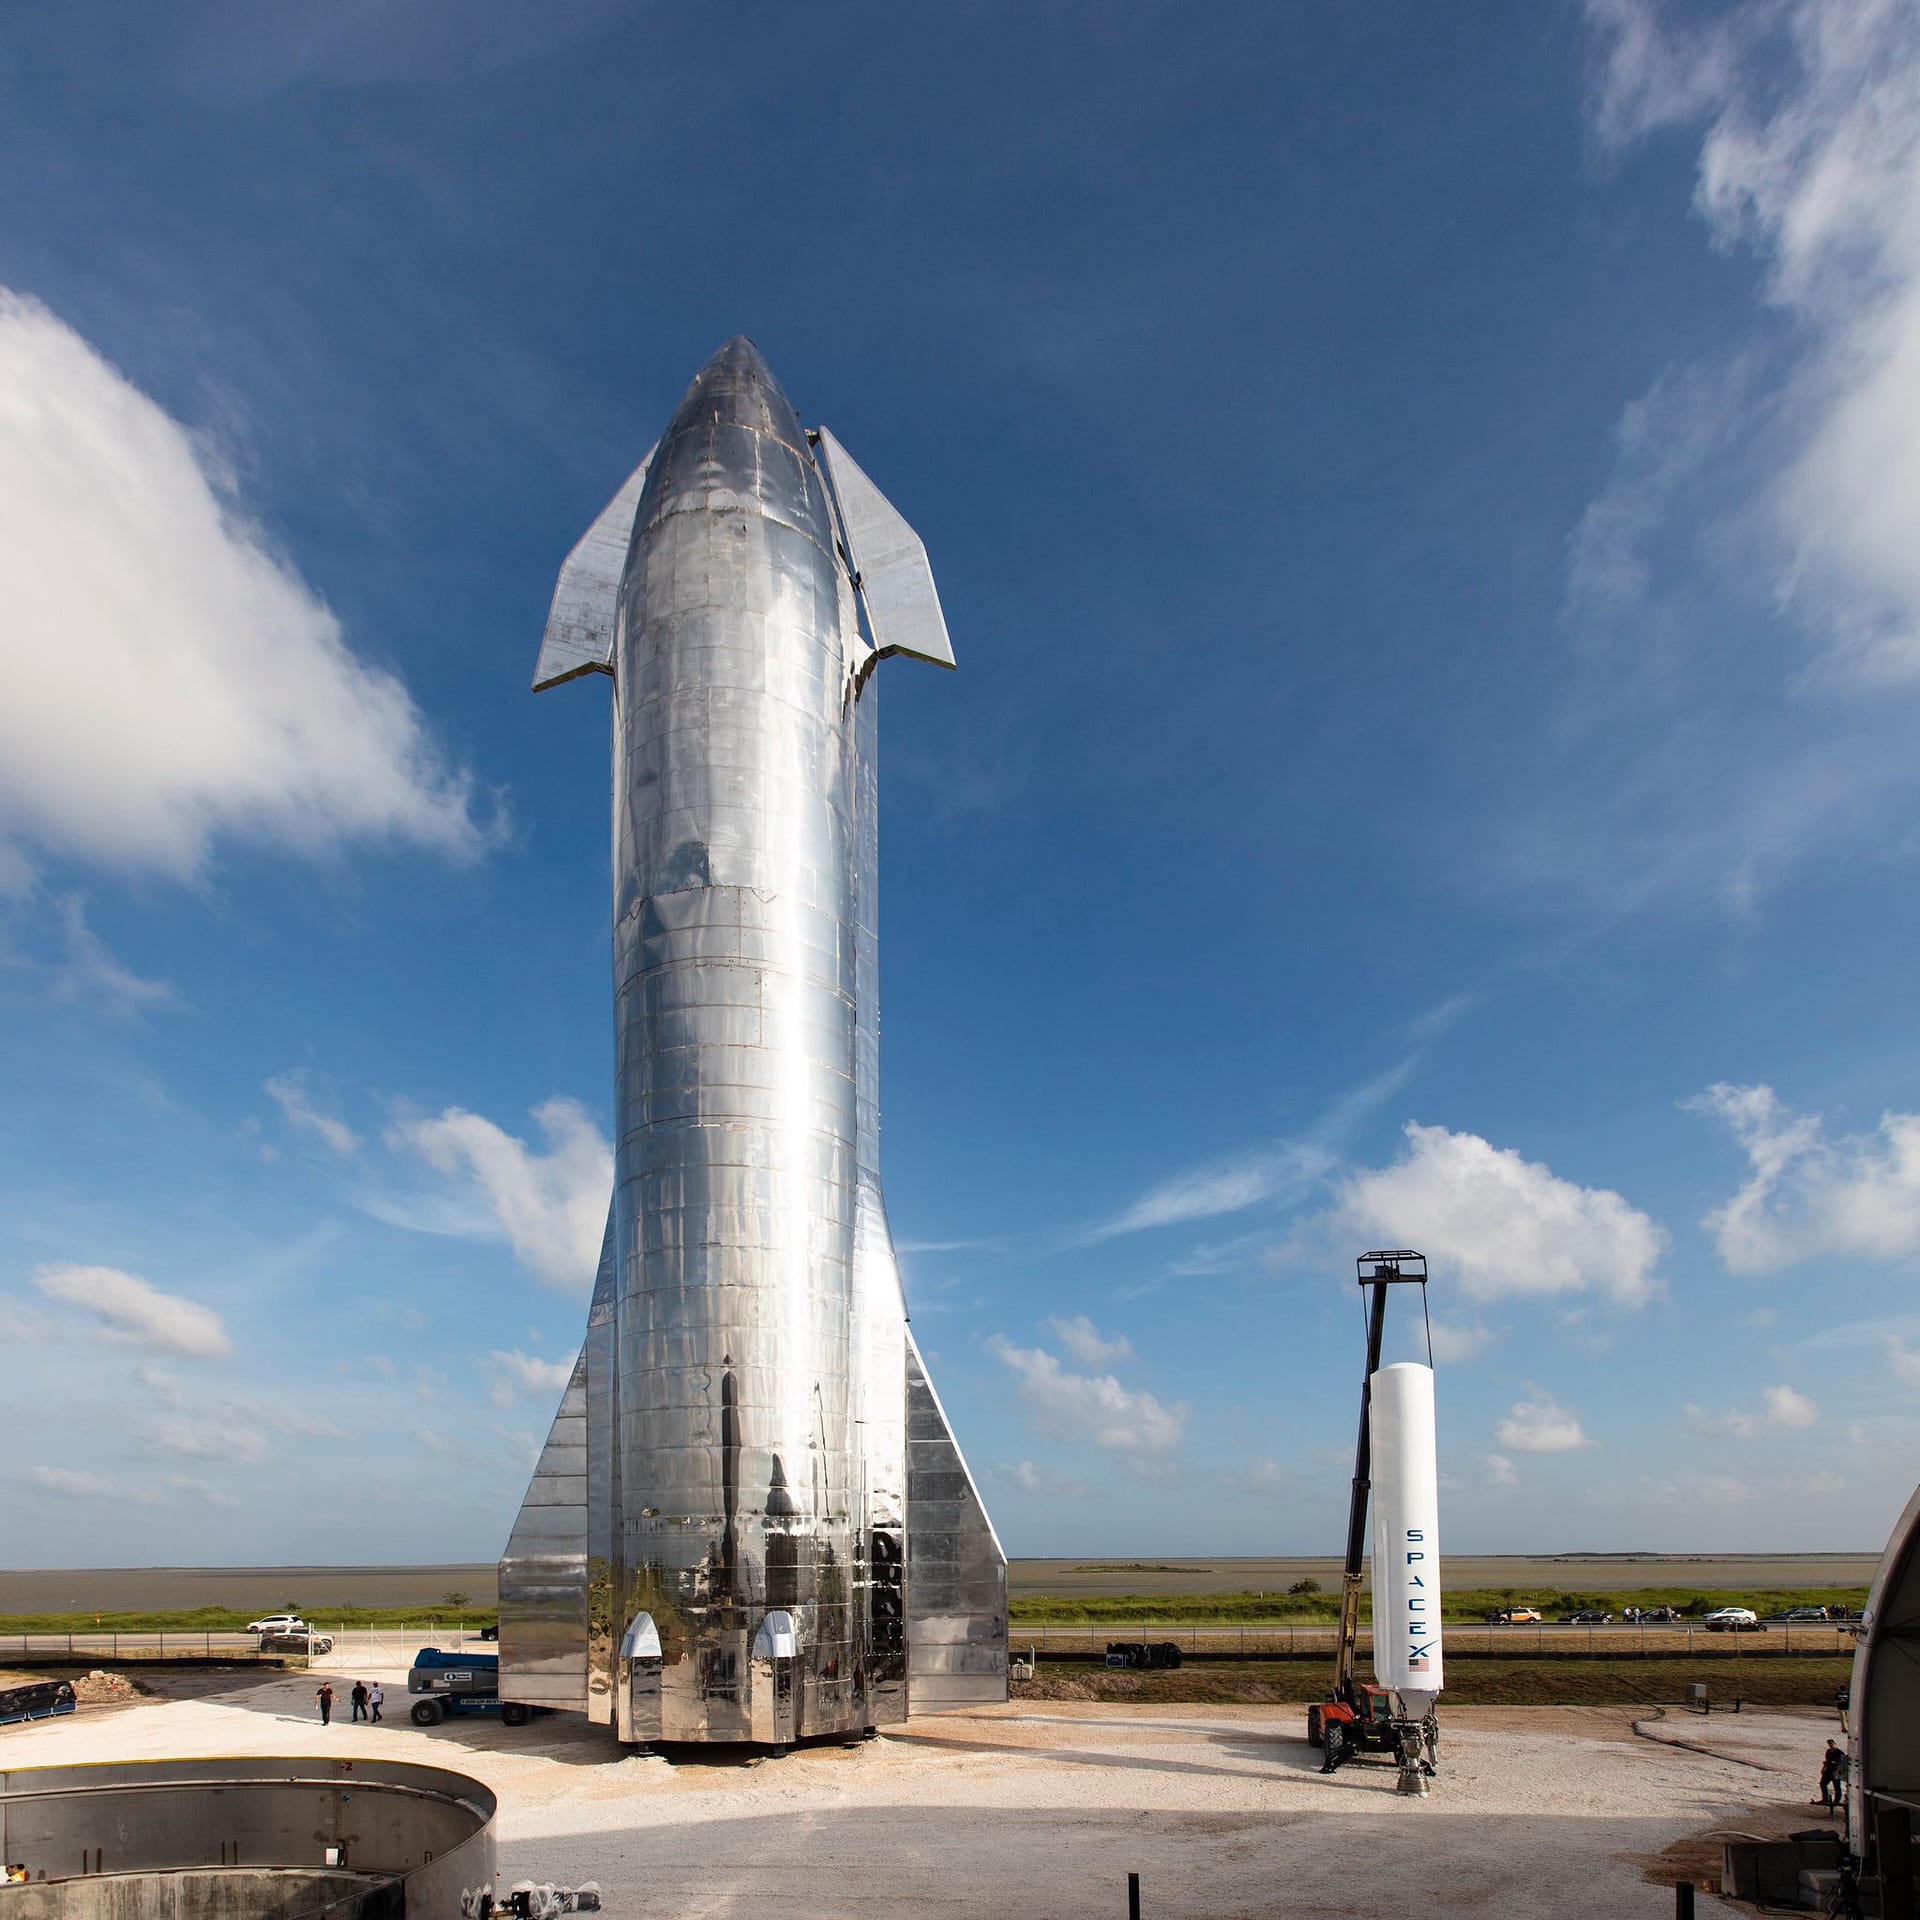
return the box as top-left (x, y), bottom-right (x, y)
top-left (498, 339), bottom-right (1007, 1746)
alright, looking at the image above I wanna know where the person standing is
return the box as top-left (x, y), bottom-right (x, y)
top-left (315, 1682), bottom-right (335, 1727)
top-left (1820, 1740), bottom-right (1849, 1811)
top-left (350, 1680), bottom-right (369, 1724)
top-left (368, 1682), bottom-right (384, 1725)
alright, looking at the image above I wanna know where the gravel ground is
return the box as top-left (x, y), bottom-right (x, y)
top-left (0, 1667), bottom-right (1840, 1919)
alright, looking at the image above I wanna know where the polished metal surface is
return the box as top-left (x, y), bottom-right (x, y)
top-left (0, 1756), bottom-right (494, 1918)
top-left (905, 1328), bottom-right (1009, 1707)
top-left (501, 338), bottom-right (1004, 1742)
top-left (1850, 1477), bottom-right (1920, 1858)
top-left (531, 449), bottom-right (655, 690)
top-left (814, 427), bottom-right (956, 670)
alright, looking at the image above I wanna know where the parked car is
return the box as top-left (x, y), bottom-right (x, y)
top-left (1703, 1607), bottom-right (1764, 1633)
top-left (479, 1623), bottom-right (500, 1641)
top-left (1564, 1610), bottom-right (1613, 1625)
top-left (1623, 1606), bottom-right (1682, 1622)
top-left (247, 1614), bottom-right (306, 1635)
top-left (258, 1628), bottom-right (334, 1653)
top-left (1485, 1608), bottom-right (1544, 1624)
top-left (1781, 1606), bottom-right (1832, 1622)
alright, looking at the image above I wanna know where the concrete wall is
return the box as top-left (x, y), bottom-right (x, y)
top-left (0, 1869), bottom-right (393, 1920)
top-left (0, 1758), bottom-right (493, 1920)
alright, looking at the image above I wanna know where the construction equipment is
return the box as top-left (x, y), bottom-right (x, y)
top-left (1305, 1251), bottom-right (1441, 1792)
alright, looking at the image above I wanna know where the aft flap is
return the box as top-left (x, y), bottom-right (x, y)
top-left (532, 447), bottom-right (655, 691)
top-left (814, 426), bottom-right (957, 671)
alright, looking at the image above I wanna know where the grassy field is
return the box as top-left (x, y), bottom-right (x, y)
top-left (1010, 1584), bottom-right (1870, 1626)
top-left (0, 1553), bottom-right (1880, 1634)
top-left (0, 1602), bottom-right (488, 1634)
top-left (1014, 1655), bottom-right (1853, 1708)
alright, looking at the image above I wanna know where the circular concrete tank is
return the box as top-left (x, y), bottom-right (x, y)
top-left (0, 1756), bottom-right (495, 1920)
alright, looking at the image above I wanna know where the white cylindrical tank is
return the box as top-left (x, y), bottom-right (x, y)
top-left (1370, 1360), bottom-right (1443, 1698)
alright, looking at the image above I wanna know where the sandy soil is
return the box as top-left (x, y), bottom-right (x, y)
top-left (0, 1662), bottom-right (1842, 1919)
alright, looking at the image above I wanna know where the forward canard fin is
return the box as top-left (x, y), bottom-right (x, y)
top-left (531, 447), bottom-right (656, 691)
top-left (814, 426), bottom-right (957, 672)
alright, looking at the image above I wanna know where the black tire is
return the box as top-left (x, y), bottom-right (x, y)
top-left (411, 1699), bottom-right (443, 1727)
top-left (500, 1702), bottom-right (530, 1727)
top-left (1306, 1705), bottom-right (1323, 1749)
top-left (1322, 1722), bottom-right (1348, 1773)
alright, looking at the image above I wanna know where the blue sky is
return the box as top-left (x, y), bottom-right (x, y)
top-left (4, 0), bottom-right (1920, 1568)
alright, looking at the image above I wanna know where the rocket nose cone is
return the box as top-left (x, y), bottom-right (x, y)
top-left (674, 335), bottom-right (801, 443)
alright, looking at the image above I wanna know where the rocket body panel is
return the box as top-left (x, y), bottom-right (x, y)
top-left (1368, 1361), bottom-right (1443, 1698)
top-left (905, 1326), bottom-right (1010, 1707)
top-left (500, 339), bottom-right (1004, 1742)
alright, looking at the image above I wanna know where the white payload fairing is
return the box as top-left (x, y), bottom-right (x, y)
top-left (1369, 1360), bottom-right (1443, 1704)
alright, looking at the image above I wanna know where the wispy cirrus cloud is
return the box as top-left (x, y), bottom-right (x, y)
top-left (1089, 1147), bottom-right (1326, 1240)
top-left (266, 1072), bottom-right (360, 1156)
top-left (1540, 0), bottom-right (1920, 917)
top-left (28, 1464), bottom-right (117, 1499)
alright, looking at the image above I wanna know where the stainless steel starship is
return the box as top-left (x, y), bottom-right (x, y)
top-left (498, 338), bottom-right (1007, 1745)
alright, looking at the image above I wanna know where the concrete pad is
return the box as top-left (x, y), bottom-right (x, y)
top-left (0, 1674), bottom-right (1839, 1918)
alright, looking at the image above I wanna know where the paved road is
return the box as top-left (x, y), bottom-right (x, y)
top-left (2, 1621), bottom-right (1857, 1663)
top-left (1012, 1620), bottom-right (1860, 1656)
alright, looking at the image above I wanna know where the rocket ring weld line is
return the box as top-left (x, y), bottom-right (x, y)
top-left (500, 338), bottom-right (1005, 1746)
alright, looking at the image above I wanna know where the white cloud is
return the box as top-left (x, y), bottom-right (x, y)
top-left (33, 1262), bottom-right (230, 1356)
top-left (1045, 1314), bottom-right (1133, 1369)
top-left (488, 1348), bottom-right (574, 1408)
top-left (1685, 1383), bottom-right (1820, 1438)
top-left (266, 1072), bottom-right (359, 1156)
top-left (0, 1298), bottom-right (54, 1343)
top-left (1640, 1471), bottom-right (1754, 1508)
top-left (1888, 1337), bottom-right (1920, 1388)
top-left (0, 291), bottom-right (492, 877)
top-left (1689, 1082), bottom-right (1920, 1272)
top-left (167, 1474), bottom-right (241, 1511)
top-left (1243, 1459), bottom-right (1292, 1491)
top-left (387, 1096), bottom-right (610, 1291)
top-left (1496, 1397), bottom-right (1593, 1453)
top-left (1428, 1318), bottom-right (1495, 1365)
top-left (28, 1464), bottom-right (116, 1498)
top-left (988, 1336), bottom-right (1187, 1453)
top-left (1318, 1122), bottom-right (1666, 1306)
top-left (137, 1362), bottom-right (342, 1460)
top-left (994, 1460), bottom-right (1091, 1497)
top-left (1482, 1453), bottom-right (1519, 1486)
top-left (1586, 0), bottom-right (1920, 681)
